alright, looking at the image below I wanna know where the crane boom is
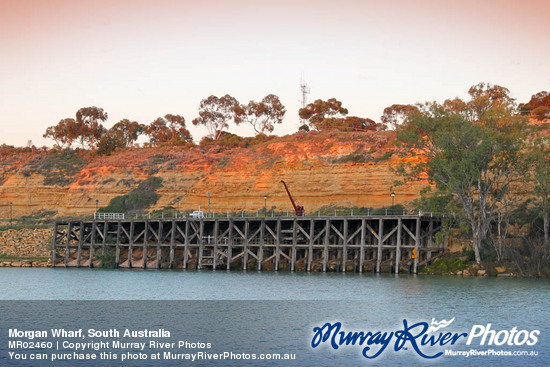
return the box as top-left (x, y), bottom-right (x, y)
top-left (280, 180), bottom-right (305, 216)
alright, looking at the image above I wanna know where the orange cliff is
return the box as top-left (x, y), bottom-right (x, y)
top-left (0, 131), bottom-right (430, 218)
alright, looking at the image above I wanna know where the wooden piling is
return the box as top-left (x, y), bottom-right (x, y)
top-left (128, 221), bottom-right (134, 268)
top-left (360, 219), bottom-right (366, 273)
top-left (396, 218), bottom-right (402, 274)
top-left (376, 218), bottom-right (383, 273)
top-left (184, 220), bottom-right (190, 270)
top-left (156, 221), bottom-right (163, 269)
top-left (64, 222), bottom-right (72, 267)
top-left (89, 221), bottom-right (96, 268)
top-left (213, 219), bottom-right (219, 270)
top-left (275, 219), bottom-right (281, 271)
top-left (51, 222), bottom-right (58, 266)
top-left (414, 218), bottom-right (420, 274)
top-left (76, 221), bottom-right (83, 267)
top-left (258, 219), bottom-right (265, 271)
top-left (115, 221), bottom-right (121, 268)
top-left (169, 220), bottom-right (175, 269)
top-left (142, 220), bottom-right (148, 269)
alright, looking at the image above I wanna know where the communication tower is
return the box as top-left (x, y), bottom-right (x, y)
top-left (299, 78), bottom-right (310, 126)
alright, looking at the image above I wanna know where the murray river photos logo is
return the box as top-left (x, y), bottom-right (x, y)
top-left (311, 318), bottom-right (540, 359)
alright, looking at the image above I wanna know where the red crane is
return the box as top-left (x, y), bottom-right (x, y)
top-left (280, 180), bottom-right (305, 216)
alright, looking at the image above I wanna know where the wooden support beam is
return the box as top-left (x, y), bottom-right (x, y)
top-left (102, 221), bottom-right (108, 264)
top-left (323, 219), bottom-right (329, 272)
top-left (243, 220), bottom-right (249, 271)
top-left (429, 219), bottom-right (434, 247)
top-left (258, 219), bottom-right (265, 271)
top-left (347, 226), bottom-right (362, 244)
top-left (89, 221), bottom-right (97, 268)
top-left (233, 223), bottom-right (246, 240)
top-left (169, 220), bottom-right (175, 269)
top-left (156, 221), bottom-right (163, 269)
top-left (265, 223), bottom-right (277, 241)
top-left (227, 219), bottom-right (233, 270)
top-left (307, 219), bottom-right (314, 272)
top-left (198, 220), bottom-right (205, 270)
top-left (396, 218), bottom-right (402, 274)
top-left (275, 219), bottom-right (281, 271)
top-left (76, 221), bottom-right (84, 267)
top-left (330, 224), bottom-right (345, 241)
top-left (128, 221), bottom-right (135, 268)
top-left (291, 219), bottom-right (297, 272)
top-left (312, 226), bottom-right (326, 243)
top-left (213, 219), bottom-right (219, 270)
top-left (297, 222), bottom-right (310, 239)
top-left (402, 221), bottom-right (416, 242)
top-left (115, 221), bottom-right (121, 268)
top-left (360, 218), bottom-right (366, 273)
top-left (184, 220), bottom-right (190, 270)
top-left (376, 218), bottom-right (383, 273)
top-left (142, 221), bottom-right (149, 269)
top-left (366, 223), bottom-right (379, 241)
top-left (382, 225), bottom-right (399, 244)
top-left (52, 222), bottom-right (58, 266)
top-left (414, 217), bottom-right (420, 274)
top-left (342, 219), bottom-right (348, 272)
top-left (428, 219), bottom-right (434, 263)
top-left (176, 224), bottom-right (186, 242)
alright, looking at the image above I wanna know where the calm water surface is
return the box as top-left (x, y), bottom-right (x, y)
top-left (1, 267), bottom-right (549, 302)
top-left (1, 268), bottom-right (549, 366)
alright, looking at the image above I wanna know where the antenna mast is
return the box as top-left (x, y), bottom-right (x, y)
top-left (299, 77), bottom-right (310, 127)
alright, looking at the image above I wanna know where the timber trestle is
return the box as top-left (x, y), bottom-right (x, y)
top-left (51, 216), bottom-right (444, 274)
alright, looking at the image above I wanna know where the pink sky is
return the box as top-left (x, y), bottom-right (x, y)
top-left (1, 0), bottom-right (549, 146)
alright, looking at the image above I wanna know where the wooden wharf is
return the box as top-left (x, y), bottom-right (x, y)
top-left (51, 215), bottom-right (444, 274)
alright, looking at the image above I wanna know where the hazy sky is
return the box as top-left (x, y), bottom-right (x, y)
top-left (1, 0), bottom-right (549, 147)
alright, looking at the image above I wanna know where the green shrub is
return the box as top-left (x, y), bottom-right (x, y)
top-left (332, 153), bottom-right (371, 164)
top-left (21, 150), bottom-right (88, 187)
top-left (97, 248), bottom-right (116, 269)
top-left (421, 257), bottom-right (472, 274)
top-left (373, 151), bottom-right (393, 162)
top-left (100, 177), bottom-right (163, 214)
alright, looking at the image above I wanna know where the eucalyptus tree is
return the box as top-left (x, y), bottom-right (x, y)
top-left (192, 95), bottom-right (244, 140)
top-left (397, 84), bottom-right (528, 264)
top-left (244, 94), bottom-right (286, 135)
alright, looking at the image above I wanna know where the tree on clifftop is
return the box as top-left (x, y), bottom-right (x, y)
top-left (110, 119), bottom-right (144, 147)
top-left (97, 119), bottom-right (145, 155)
top-left (243, 94), bottom-right (286, 135)
top-left (192, 95), bottom-right (244, 140)
top-left (43, 118), bottom-right (80, 149)
top-left (298, 98), bottom-right (348, 130)
top-left (145, 114), bottom-right (192, 145)
top-left (381, 104), bottom-right (419, 129)
top-left (75, 106), bottom-right (108, 149)
top-left (519, 91), bottom-right (550, 120)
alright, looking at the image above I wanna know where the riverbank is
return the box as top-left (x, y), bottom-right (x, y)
top-left (0, 258), bottom-right (51, 267)
top-left (419, 254), bottom-right (524, 278)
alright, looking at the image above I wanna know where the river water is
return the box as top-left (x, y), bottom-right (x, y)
top-left (1, 268), bottom-right (549, 366)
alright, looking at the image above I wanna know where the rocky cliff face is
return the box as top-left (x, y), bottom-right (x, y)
top-left (0, 131), bottom-right (429, 218)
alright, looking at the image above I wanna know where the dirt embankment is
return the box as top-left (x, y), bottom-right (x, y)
top-left (0, 131), bottom-right (430, 218)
